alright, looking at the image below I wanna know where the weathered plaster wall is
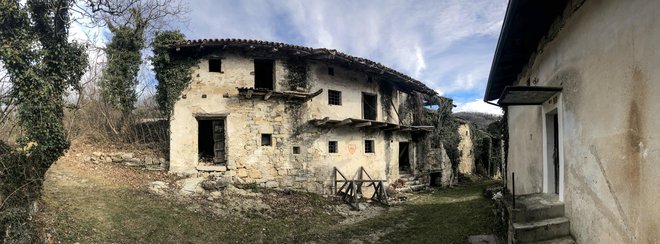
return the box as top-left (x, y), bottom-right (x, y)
top-left (506, 105), bottom-right (544, 195)
top-left (457, 123), bottom-right (476, 175)
top-left (507, 0), bottom-right (660, 242)
top-left (170, 53), bottom-right (419, 193)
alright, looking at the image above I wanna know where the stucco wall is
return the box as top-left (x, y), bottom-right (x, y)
top-left (506, 0), bottom-right (660, 242)
top-left (169, 53), bottom-right (419, 193)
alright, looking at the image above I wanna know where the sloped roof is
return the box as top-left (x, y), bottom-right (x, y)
top-left (484, 0), bottom-right (569, 101)
top-left (170, 38), bottom-right (437, 96)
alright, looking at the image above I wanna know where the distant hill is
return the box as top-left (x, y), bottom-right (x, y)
top-left (453, 112), bottom-right (502, 130)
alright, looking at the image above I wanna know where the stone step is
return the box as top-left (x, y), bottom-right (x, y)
top-left (513, 217), bottom-right (570, 243)
top-left (524, 236), bottom-right (575, 244)
top-left (508, 193), bottom-right (565, 223)
top-left (397, 184), bottom-right (425, 192)
top-left (196, 165), bottom-right (227, 172)
top-left (514, 201), bottom-right (565, 223)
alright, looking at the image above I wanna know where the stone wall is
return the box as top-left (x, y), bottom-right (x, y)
top-left (457, 123), bottom-right (475, 175)
top-left (85, 152), bottom-right (167, 170)
top-left (169, 53), bottom-right (422, 194)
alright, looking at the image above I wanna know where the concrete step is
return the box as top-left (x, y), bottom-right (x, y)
top-left (525, 236), bottom-right (575, 244)
top-left (513, 217), bottom-right (570, 243)
top-left (514, 201), bottom-right (565, 223)
top-left (196, 165), bottom-right (227, 172)
top-left (509, 193), bottom-right (565, 223)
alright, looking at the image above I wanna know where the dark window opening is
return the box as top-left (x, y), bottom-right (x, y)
top-left (365, 140), bottom-right (374, 153)
top-left (254, 59), bottom-right (274, 90)
top-left (328, 67), bottom-right (335, 76)
top-left (198, 119), bottom-right (226, 164)
top-left (367, 76), bottom-right (373, 83)
top-left (261, 134), bottom-right (272, 146)
top-left (328, 90), bottom-right (342, 105)
top-left (399, 142), bottom-right (410, 172)
top-left (328, 141), bottom-right (338, 153)
top-left (362, 93), bottom-right (377, 120)
top-left (209, 59), bottom-right (222, 73)
top-left (293, 146), bottom-right (301, 154)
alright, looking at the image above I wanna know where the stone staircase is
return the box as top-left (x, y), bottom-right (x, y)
top-left (396, 173), bottom-right (426, 192)
top-left (506, 193), bottom-right (575, 244)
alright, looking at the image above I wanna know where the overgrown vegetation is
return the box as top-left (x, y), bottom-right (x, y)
top-left (283, 57), bottom-right (309, 91)
top-left (0, 1), bottom-right (87, 241)
top-left (423, 97), bottom-right (461, 167)
top-left (100, 24), bottom-right (145, 116)
top-left (152, 30), bottom-right (196, 118)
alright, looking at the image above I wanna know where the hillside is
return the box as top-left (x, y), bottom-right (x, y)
top-left (453, 112), bottom-right (502, 130)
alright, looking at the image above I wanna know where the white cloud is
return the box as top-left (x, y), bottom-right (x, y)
top-left (179, 1), bottom-right (507, 102)
top-left (454, 99), bottom-right (503, 115)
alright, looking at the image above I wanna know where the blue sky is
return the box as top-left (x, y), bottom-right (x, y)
top-left (71, 0), bottom-right (507, 114)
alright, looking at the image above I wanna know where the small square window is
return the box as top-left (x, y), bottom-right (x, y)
top-left (328, 90), bottom-right (342, 105)
top-left (328, 141), bottom-right (338, 153)
top-left (209, 59), bottom-right (222, 73)
top-left (365, 140), bottom-right (374, 153)
top-left (261, 134), bottom-right (272, 146)
top-left (328, 67), bottom-right (335, 76)
top-left (293, 146), bottom-right (301, 154)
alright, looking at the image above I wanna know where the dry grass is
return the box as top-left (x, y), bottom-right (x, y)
top-left (37, 143), bottom-right (503, 243)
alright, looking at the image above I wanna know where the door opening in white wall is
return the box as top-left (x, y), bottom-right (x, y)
top-left (197, 118), bottom-right (226, 165)
top-left (545, 110), bottom-right (559, 194)
top-left (399, 142), bottom-right (411, 173)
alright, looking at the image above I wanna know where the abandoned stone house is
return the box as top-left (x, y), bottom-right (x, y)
top-left (166, 39), bottom-right (452, 194)
top-left (486, 0), bottom-right (659, 243)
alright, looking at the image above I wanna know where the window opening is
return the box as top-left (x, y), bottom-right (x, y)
top-left (261, 134), bottom-right (272, 146)
top-left (362, 93), bottom-right (377, 120)
top-left (365, 140), bottom-right (374, 153)
top-left (329, 141), bottom-right (338, 153)
top-left (254, 59), bottom-right (274, 89)
top-left (328, 90), bottom-right (342, 105)
top-left (209, 59), bottom-right (222, 72)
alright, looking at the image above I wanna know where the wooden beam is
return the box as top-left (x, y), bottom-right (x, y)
top-left (370, 123), bottom-right (388, 129)
top-left (353, 122), bottom-right (372, 128)
top-left (264, 90), bottom-right (273, 100)
top-left (314, 117), bottom-right (330, 126)
top-left (383, 125), bottom-right (400, 131)
top-left (246, 90), bottom-right (253, 99)
top-left (334, 119), bottom-right (352, 127)
top-left (304, 89), bottom-right (324, 102)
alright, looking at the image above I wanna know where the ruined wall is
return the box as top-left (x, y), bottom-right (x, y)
top-left (170, 54), bottom-right (417, 193)
top-left (506, 0), bottom-right (660, 242)
top-left (457, 123), bottom-right (475, 175)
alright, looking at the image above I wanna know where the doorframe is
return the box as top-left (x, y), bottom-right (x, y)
top-left (541, 93), bottom-right (565, 201)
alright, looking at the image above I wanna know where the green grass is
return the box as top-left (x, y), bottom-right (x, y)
top-left (323, 179), bottom-right (505, 243)
top-left (39, 179), bottom-right (503, 243)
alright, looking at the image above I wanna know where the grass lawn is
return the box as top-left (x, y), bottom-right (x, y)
top-left (326, 179), bottom-right (506, 243)
top-left (38, 151), bottom-right (503, 243)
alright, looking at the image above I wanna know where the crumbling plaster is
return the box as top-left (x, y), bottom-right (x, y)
top-left (506, 0), bottom-right (660, 242)
top-left (169, 53), bottom-right (420, 193)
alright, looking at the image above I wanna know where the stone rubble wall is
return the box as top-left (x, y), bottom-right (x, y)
top-left (85, 152), bottom-right (168, 170)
